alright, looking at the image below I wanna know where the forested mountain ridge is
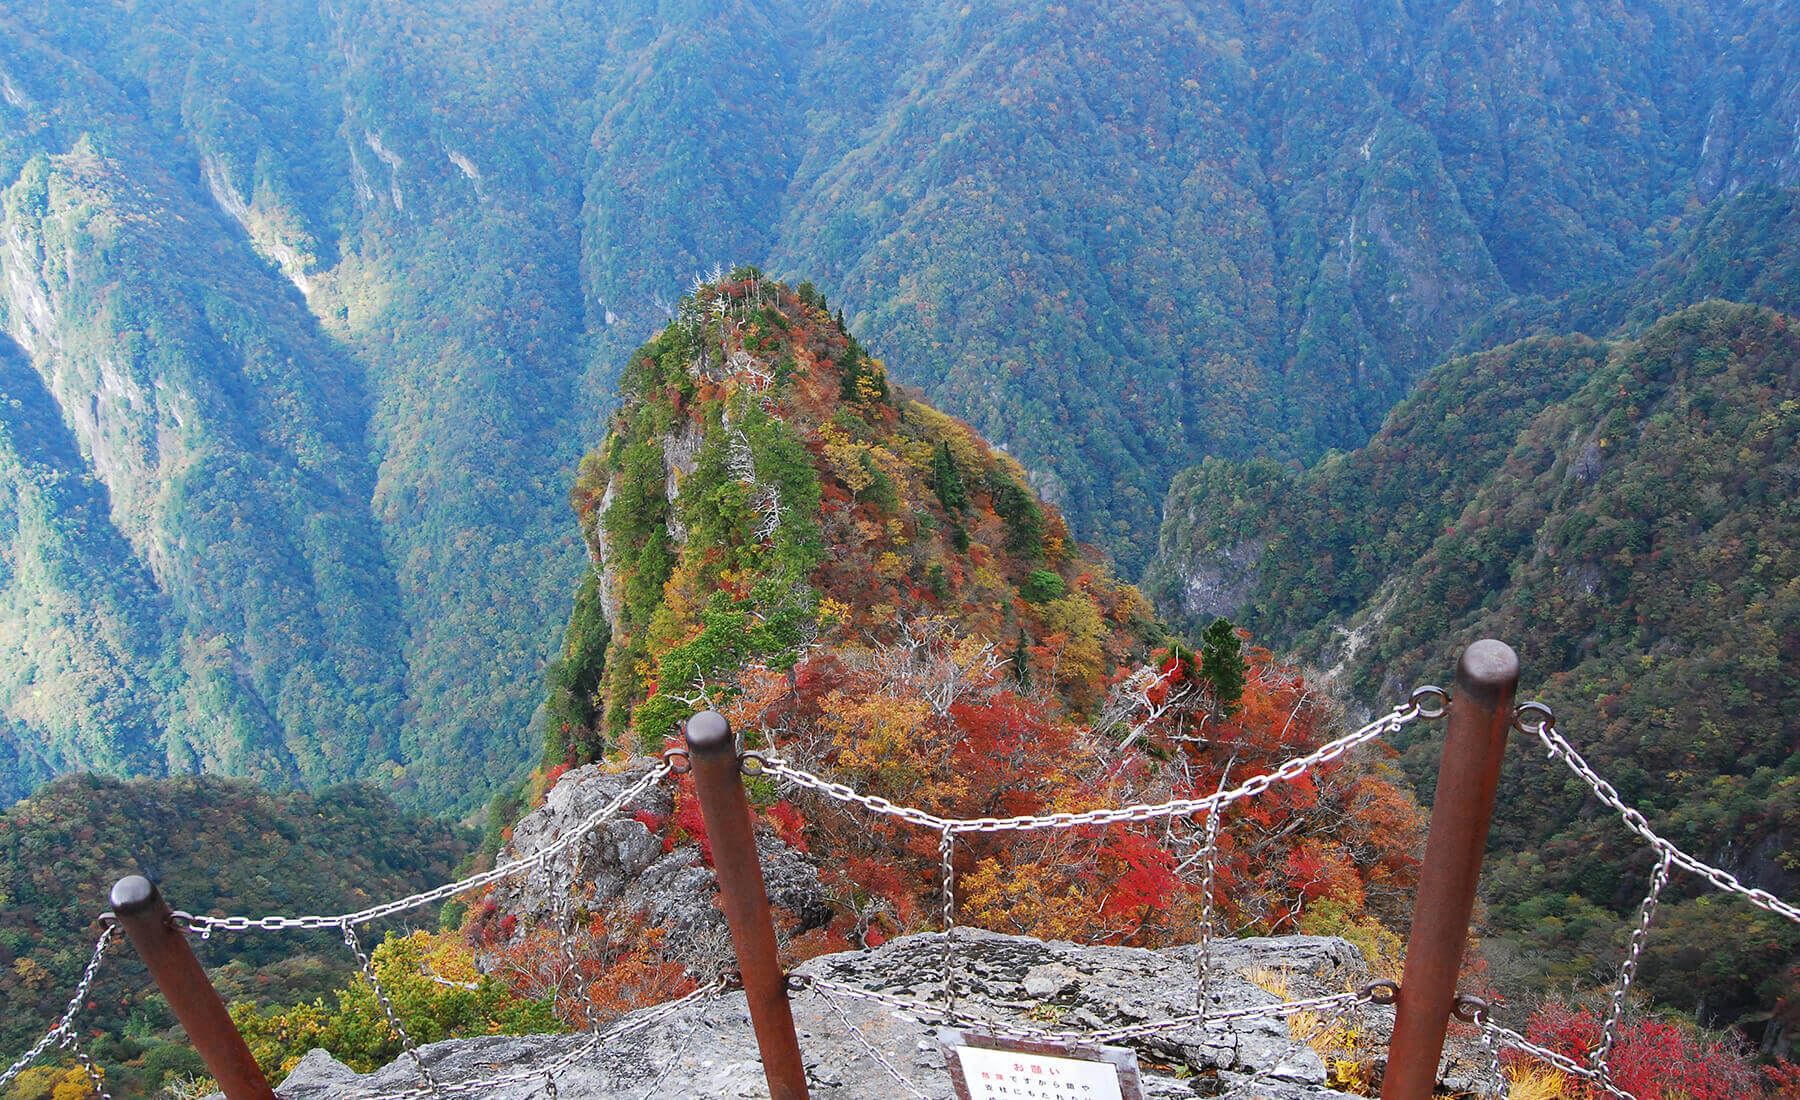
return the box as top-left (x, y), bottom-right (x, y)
top-left (2, 0), bottom-right (1799, 809)
top-left (516, 271), bottom-right (1432, 1066)
top-left (1456, 185), bottom-right (1800, 354)
top-left (1148, 294), bottom-right (1800, 1035)
top-left (546, 270), bottom-right (1163, 762)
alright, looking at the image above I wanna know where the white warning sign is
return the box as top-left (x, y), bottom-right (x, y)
top-left (942, 1029), bottom-right (1144, 1100)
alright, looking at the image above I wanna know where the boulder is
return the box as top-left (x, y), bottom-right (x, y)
top-left (482, 763), bottom-right (832, 971)
top-left (275, 930), bottom-right (1381, 1098)
top-left (484, 763), bottom-right (673, 922)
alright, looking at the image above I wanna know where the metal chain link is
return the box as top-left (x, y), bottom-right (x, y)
top-left (1452, 996), bottom-right (1510, 1100)
top-left (548, 861), bottom-right (578, 1026)
top-left (2, 924), bottom-right (114, 1092)
top-left (1218, 994), bottom-right (1357, 1100)
top-left (809, 982), bottom-right (935, 1099)
top-left (630, 1018), bottom-right (696, 1100)
top-left (757, 762), bottom-right (951, 831)
top-left (1083, 989), bottom-right (1368, 1047)
top-left (1194, 767), bottom-right (1229, 1015)
top-left (797, 975), bottom-right (952, 1026)
top-left (763, 701), bottom-right (1422, 837)
top-left (1475, 1009), bottom-right (1506, 1099)
top-left (59, 1033), bottom-right (113, 1100)
top-left (1593, 849), bottom-right (1672, 1078)
top-left (1478, 1019), bottom-right (1640, 1100)
top-left (365, 1035), bottom-right (599, 1100)
top-left (357, 979), bottom-right (732, 1100)
top-left (1522, 707), bottom-right (1800, 925)
top-left (596, 976), bottom-right (736, 1044)
top-left (938, 826), bottom-right (958, 1018)
top-left (546, 854), bottom-right (602, 1035)
top-left (343, 921), bottom-right (440, 1093)
top-left (183, 758), bottom-right (677, 934)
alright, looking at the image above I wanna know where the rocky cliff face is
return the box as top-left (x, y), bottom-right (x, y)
top-left (479, 762), bottom-right (833, 976)
top-left (273, 930), bottom-right (1420, 1099)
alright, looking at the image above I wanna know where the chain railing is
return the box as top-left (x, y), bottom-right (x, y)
top-left (1462, 700), bottom-right (1800, 1099)
top-left (751, 688), bottom-right (1436, 838)
top-left (4, 752), bottom-right (687, 1100)
top-left (1472, 1015), bottom-right (1639, 1100)
top-left (180, 757), bottom-right (679, 936)
top-left (1, 925), bottom-right (115, 1094)
top-left (1519, 703), bottom-right (1800, 924)
top-left (11, 662), bottom-right (1800, 1100)
top-left (756, 692), bottom-right (1435, 1074)
top-left (805, 980), bottom-right (936, 1100)
top-left (347, 978), bottom-right (736, 1100)
top-left (753, 679), bottom-right (1800, 1098)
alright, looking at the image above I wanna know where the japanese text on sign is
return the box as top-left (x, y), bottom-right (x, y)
top-left (953, 1045), bottom-right (1124, 1100)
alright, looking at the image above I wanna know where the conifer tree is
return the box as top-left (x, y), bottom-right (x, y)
top-left (1199, 618), bottom-right (1246, 715)
top-left (932, 441), bottom-right (969, 512)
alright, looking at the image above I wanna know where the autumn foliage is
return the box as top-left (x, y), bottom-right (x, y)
top-left (526, 272), bottom-right (1432, 970)
top-left (1518, 1002), bottom-right (1791, 1100)
top-left (726, 627), bottom-right (1428, 953)
top-left (482, 918), bottom-right (694, 1030)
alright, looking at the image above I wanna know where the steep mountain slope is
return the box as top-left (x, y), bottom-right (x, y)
top-left (0, 136), bottom-right (407, 800)
top-left (0, 0), bottom-right (602, 807)
top-left (524, 273), bottom-right (1428, 1021)
top-left (1150, 299), bottom-right (1800, 1029)
top-left (1, 0), bottom-right (1798, 808)
top-left (0, 333), bottom-right (170, 788)
top-left (549, 271), bottom-right (1162, 761)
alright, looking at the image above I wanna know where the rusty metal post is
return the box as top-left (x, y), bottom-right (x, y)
top-left (109, 876), bottom-right (277, 1100)
top-left (685, 710), bottom-right (811, 1100)
top-left (1382, 640), bottom-right (1519, 1099)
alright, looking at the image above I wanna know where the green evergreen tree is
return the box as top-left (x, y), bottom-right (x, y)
top-left (1199, 618), bottom-right (1247, 715)
top-left (932, 441), bottom-right (969, 512)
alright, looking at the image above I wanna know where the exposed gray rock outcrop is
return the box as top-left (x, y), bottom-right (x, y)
top-left (481, 763), bottom-right (831, 969)
top-left (276, 930), bottom-right (1381, 1099)
top-left (483, 763), bottom-right (674, 923)
top-left (1171, 538), bottom-right (1265, 622)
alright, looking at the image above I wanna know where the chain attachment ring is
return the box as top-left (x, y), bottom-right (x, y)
top-left (661, 748), bottom-right (691, 775)
top-left (785, 973), bottom-right (813, 993)
top-left (1409, 685), bottom-right (1449, 719)
top-left (1359, 979), bottom-right (1400, 1005)
top-left (739, 751), bottom-right (768, 777)
top-left (1453, 994), bottom-right (1492, 1023)
top-left (1514, 701), bottom-right (1554, 735)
